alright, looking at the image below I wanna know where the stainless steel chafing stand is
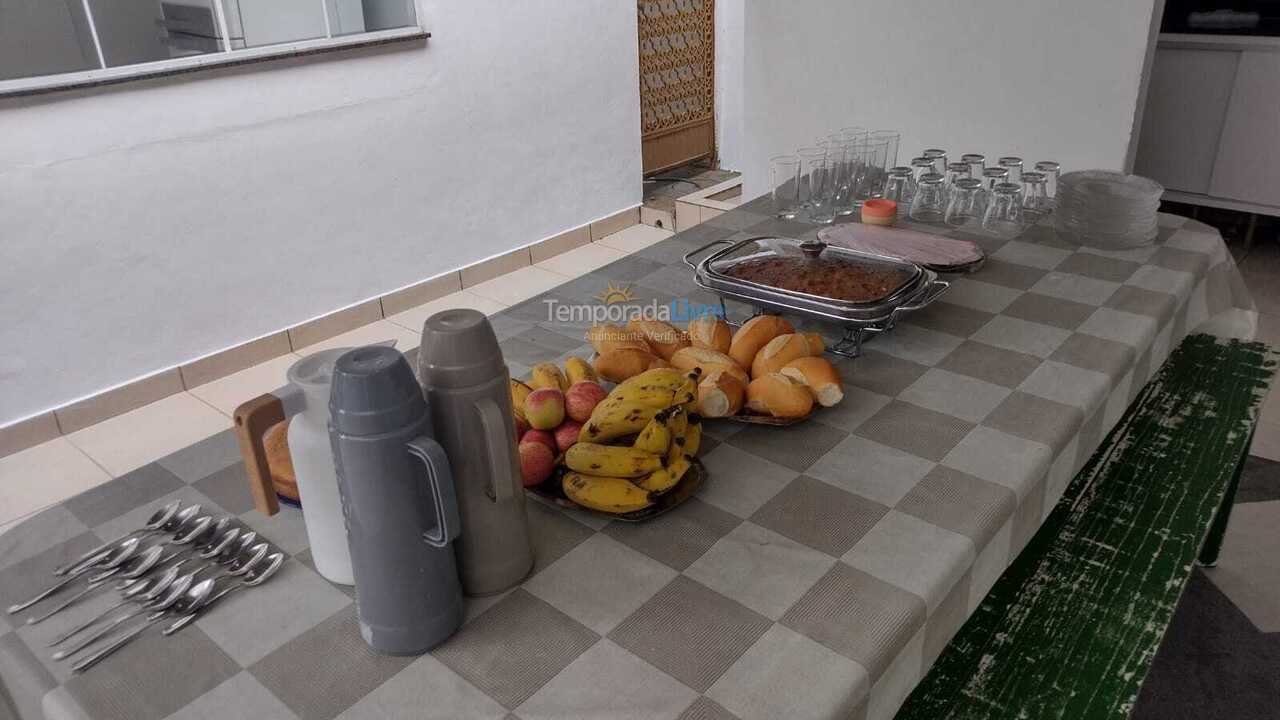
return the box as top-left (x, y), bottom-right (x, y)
top-left (683, 237), bottom-right (950, 358)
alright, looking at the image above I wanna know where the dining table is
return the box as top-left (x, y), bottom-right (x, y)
top-left (0, 197), bottom-right (1257, 720)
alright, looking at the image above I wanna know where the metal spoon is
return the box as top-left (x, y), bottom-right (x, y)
top-left (25, 545), bottom-right (166, 625)
top-left (8, 538), bottom-right (142, 614)
top-left (71, 580), bottom-right (216, 672)
top-left (167, 516), bottom-right (214, 546)
top-left (46, 572), bottom-right (171, 648)
top-left (46, 535), bottom-right (248, 648)
top-left (51, 502), bottom-right (184, 576)
top-left (52, 573), bottom-right (195, 661)
top-left (163, 552), bottom-right (285, 636)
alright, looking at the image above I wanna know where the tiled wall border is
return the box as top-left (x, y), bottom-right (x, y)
top-left (674, 177), bottom-right (743, 232)
top-left (0, 206), bottom-right (638, 459)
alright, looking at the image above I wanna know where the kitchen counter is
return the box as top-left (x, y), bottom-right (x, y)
top-left (0, 200), bottom-right (1256, 720)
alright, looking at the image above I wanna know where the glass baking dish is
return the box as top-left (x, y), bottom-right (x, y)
top-left (685, 236), bottom-right (946, 324)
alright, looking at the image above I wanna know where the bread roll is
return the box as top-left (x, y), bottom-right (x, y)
top-left (728, 315), bottom-right (794, 369)
top-left (696, 370), bottom-right (746, 418)
top-left (803, 332), bottom-right (825, 355)
top-left (780, 356), bottom-right (844, 407)
top-left (670, 346), bottom-right (750, 386)
top-left (626, 319), bottom-right (690, 360)
top-left (750, 333), bottom-right (814, 378)
top-left (587, 324), bottom-right (650, 355)
top-left (687, 315), bottom-right (732, 354)
top-left (646, 355), bottom-right (672, 370)
top-left (746, 373), bottom-right (814, 418)
top-left (593, 347), bottom-right (660, 383)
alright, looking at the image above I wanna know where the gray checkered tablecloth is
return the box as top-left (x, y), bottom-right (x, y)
top-left (0, 203), bottom-right (1256, 720)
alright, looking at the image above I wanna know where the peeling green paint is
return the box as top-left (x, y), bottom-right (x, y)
top-left (897, 334), bottom-right (1277, 720)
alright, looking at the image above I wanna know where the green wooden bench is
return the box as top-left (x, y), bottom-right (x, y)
top-left (896, 334), bottom-right (1276, 720)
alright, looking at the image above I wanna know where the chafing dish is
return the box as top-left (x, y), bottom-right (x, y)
top-left (684, 236), bottom-right (949, 357)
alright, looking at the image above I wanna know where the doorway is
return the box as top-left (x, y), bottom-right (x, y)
top-left (638, 0), bottom-right (716, 175)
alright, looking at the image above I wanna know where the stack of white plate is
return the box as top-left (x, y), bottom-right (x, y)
top-left (1054, 170), bottom-right (1163, 249)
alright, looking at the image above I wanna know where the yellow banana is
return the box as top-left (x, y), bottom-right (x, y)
top-left (563, 472), bottom-right (654, 514)
top-left (599, 385), bottom-right (676, 411)
top-left (667, 455), bottom-right (693, 484)
top-left (684, 420), bottom-right (702, 457)
top-left (634, 466), bottom-right (677, 494)
top-left (633, 409), bottom-right (673, 455)
top-left (510, 379), bottom-right (533, 417)
top-left (529, 362), bottom-right (569, 392)
top-left (665, 408), bottom-right (689, 464)
top-left (579, 402), bottom-right (662, 444)
top-left (564, 356), bottom-right (597, 385)
top-left (675, 374), bottom-right (698, 411)
top-left (565, 443), bottom-right (663, 478)
top-left (617, 367), bottom-right (687, 392)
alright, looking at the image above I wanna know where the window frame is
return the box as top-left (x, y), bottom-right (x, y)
top-left (0, 4), bottom-right (428, 99)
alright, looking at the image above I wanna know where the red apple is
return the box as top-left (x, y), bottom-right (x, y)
top-left (565, 381), bottom-right (607, 423)
top-left (521, 429), bottom-right (557, 455)
top-left (513, 413), bottom-right (530, 440)
top-left (518, 441), bottom-right (555, 487)
top-left (554, 421), bottom-right (583, 453)
top-left (524, 388), bottom-right (565, 430)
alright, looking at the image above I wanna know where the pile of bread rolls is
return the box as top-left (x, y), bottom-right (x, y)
top-left (586, 315), bottom-right (844, 420)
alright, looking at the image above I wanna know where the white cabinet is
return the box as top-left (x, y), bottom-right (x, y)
top-left (1135, 35), bottom-right (1280, 214)
top-left (1208, 51), bottom-right (1280, 206)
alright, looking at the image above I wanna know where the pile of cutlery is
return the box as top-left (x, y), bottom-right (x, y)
top-left (7, 500), bottom-right (285, 672)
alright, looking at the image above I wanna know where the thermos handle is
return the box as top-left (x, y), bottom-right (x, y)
top-left (406, 436), bottom-right (461, 548)
top-left (474, 397), bottom-right (517, 503)
top-left (233, 383), bottom-right (304, 517)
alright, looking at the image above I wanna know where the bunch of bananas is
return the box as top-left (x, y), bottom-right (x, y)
top-left (561, 367), bottom-right (704, 514)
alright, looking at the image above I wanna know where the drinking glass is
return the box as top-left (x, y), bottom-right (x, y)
top-left (980, 166), bottom-right (1009, 191)
top-left (870, 130), bottom-right (901, 169)
top-left (909, 172), bottom-right (946, 223)
top-left (769, 155), bottom-right (801, 219)
top-left (853, 137), bottom-right (891, 203)
top-left (943, 162), bottom-right (970, 201)
top-left (823, 136), bottom-right (858, 215)
top-left (1034, 160), bottom-right (1061, 204)
top-left (1020, 171), bottom-right (1051, 219)
top-left (883, 167), bottom-right (915, 212)
top-left (840, 126), bottom-right (869, 146)
top-left (982, 182), bottom-right (1024, 237)
top-left (960, 153), bottom-right (985, 176)
top-left (945, 177), bottom-right (984, 228)
top-left (976, 167), bottom-right (1009, 219)
top-left (806, 158), bottom-right (837, 224)
top-left (796, 146), bottom-right (828, 208)
top-left (911, 156), bottom-right (936, 184)
top-left (997, 156), bottom-right (1023, 184)
top-left (923, 148), bottom-right (948, 175)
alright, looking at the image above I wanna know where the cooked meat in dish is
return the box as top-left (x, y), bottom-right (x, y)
top-left (722, 256), bottom-right (911, 303)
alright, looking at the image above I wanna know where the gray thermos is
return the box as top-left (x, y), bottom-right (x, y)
top-left (417, 309), bottom-right (534, 595)
top-left (328, 345), bottom-right (463, 654)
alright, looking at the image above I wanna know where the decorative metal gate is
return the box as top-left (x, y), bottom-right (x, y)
top-left (638, 0), bottom-right (715, 175)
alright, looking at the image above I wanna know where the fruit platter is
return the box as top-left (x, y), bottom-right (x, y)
top-left (508, 314), bottom-right (848, 520)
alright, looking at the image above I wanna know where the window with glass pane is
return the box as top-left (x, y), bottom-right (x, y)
top-left (1, 0), bottom-right (418, 84)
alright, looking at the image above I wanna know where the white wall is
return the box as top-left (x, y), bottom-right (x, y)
top-left (738, 0), bottom-right (1160, 198)
top-left (714, 0), bottom-right (744, 171)
top-left (0, 0), bottom-right (641, 426)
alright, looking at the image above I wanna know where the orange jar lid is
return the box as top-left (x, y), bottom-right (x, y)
top-left (862, 199), bottom-right (896, 218)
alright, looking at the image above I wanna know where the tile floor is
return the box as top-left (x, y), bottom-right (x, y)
top-left (0, 219), bottom-right (1274, 716)
top-left (0, 223), bottom-right (674, 530)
